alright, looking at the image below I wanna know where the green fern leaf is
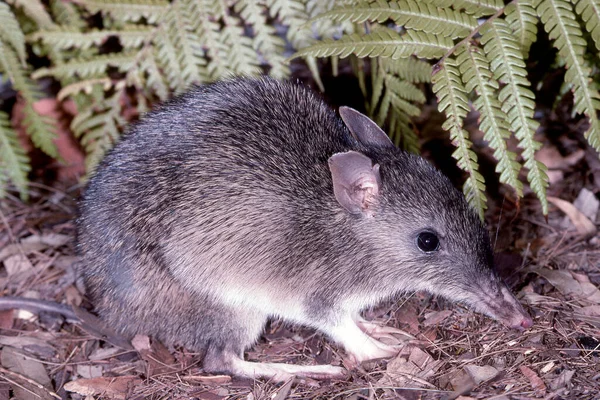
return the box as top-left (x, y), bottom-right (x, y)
top-left (31, 26), bottom-right (151, 51)
top-left (23, 104), bottom-right (58, 158)
top-left (456, 43), bottom-right (523, 197)
top-left (0, 2), bottom-right (26, 63)
top-left (136, 48), bottom-right (170, 101)
top-left (505, 0), bottom-right (539, 58)
top-left (57, 78), bottom-right (112, 101)
top-left (269, 0), bottom-right (325, 88)
top-left (32, 52), bottom-right (137, 81)
top-left (235, 0), bottom-right (289, 78)
top-left (481, 19), bottom-right (548, 214)
top-left (50, 0), bottom-right (86, 30)
top-left (154, 27), bottom-right (186, 92)
top-left (539, 0), bottom-right (600, 153)
top-left (166, 1), bottom-right (209, 88)
top-left (379, 57), bottom-right (432, 83)
top-left (384, 74), bottom-right (426, 103)
top-left (219, 15), bottom-right (263, 76)
top-left (293, 27), bottom-right (453, 60)
top-left (433, 57), bottom-right (487, 219)
top-left (422, 0), bottom-right (502, 17)
top-left (0, 111), bottom-right (30, 198)
top-left (0, 41), bottom-right (58, 158)
top-left (71, 90), bottom-right (125, 173)
top-left (389, 110), bottom-right (420, 153)
top-left (575, 0), bottom-right (600, 51)
top-left (312, 0), bottom-right (477, 39)
top-left (11, 0), bottom-right (55, 29)
top-left (79, 0), bottom-right (169, 24)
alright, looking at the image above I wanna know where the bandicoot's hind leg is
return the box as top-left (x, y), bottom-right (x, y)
top-left (199, 306), bottom-right (346, 381)
top-left (204, 348), bottom-right (346, 381)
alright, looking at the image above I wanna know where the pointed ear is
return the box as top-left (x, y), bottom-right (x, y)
top-left (328, 151), bottom-right (381, 217)
top-left (339, 106), bottom-right (395, 149)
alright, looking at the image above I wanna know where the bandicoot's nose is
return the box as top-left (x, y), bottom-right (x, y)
top-left (508, 313), bottom-right (533, 331)
top-left (519, 316), bottom-right (533, 330)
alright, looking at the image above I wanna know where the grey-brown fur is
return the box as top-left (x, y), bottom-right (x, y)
top-left (77, 77), bottom-right (531, 380)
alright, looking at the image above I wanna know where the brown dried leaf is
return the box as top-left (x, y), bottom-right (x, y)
top-left (423, 310), bottom-right (452, 327)
top-left (520, 365), bottom-right (546, 394)
top-left (76, 364), bottom-right (103, 379)
top-left (549, 369), bottom-right (575, 391)
top-left (63, 376), bottom-right (141, 399)
top-left (0, 335), bottom-right (56, 358)
top-left (463, 365), bottom-right (498, 385)
top-left (131, 334), bottom-right (177, 376)
top-left (0, 234), bottom-right (71, 262)
top-left (548, 197), bottom-right (597, 237)
top-left (380, 347), bottom-right (440, 388)
top-left (3, 254), bottom-right (33, 276)
top-left (534, 268), bottom-right (600, 304)
top-left (395, 304), bottom-right (420, 334)
top-left (1, 346), bottom-right (53, 400)
top-left (0, 310), bottom-right (14, 330)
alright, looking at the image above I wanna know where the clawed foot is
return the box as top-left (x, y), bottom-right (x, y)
top-left (230, 359), bottom-right (347, 382)
top-left (356, 318), bottom-right (415, 341)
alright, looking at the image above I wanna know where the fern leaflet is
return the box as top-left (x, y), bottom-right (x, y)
top-left (433, 58), bottom-right (487, 218)
top-left (456, 43), bottom-right (523, 197)
top-left (0, 111), bottom-right (30, 198)
top-left (539, 0), bottom-right (600, 152)
top-left (481, 19), bottom-right (548, 214)
top-left (575, 0), bottom-right (600, 51)
top-left (78, 0), bottom-right (169, 24)
top-left (311, 0), bottom-right (477, 39)
top-left (505, 0), bottom-right (539, 58)
top-left (0, 2), bottom-right (26, 63)
top-left (293, 27), bottom-right (453, 60)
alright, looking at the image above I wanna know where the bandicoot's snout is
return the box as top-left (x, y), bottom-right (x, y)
top-left (473, 282), bottom-right (533, 330)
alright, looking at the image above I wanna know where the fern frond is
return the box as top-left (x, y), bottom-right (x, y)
top-left (31, 26), bottom-right (151, 51)
top-left (154, 26), bottom-right (185, 92)
top-left (0, 111), bottom-right (30, 198)
top-left (481, 19), bottom-right (548, 214)
top-left (23, 104), bottom-right (58, 158)
top-left (269, 0), bottom-right (327, 89)
top-left (50, 0), bottom-right (86, 30)
top-left (456, 43), bottom-right (523, 197)
top-left (0, 41), bottom-right (58, 158)
top-left (379, 57), bottom-right (432, 83)
top-left (293, 27), bottom-right (453, 60)
top-left (32, 52), bottom-right (136, 81)
top-left (219, 14), bottom-right (263, 76)
top-left (384, 74), bottom-right (426, 103)
top-left (505, 0), bottom-right (539, 58)
top-left (575, 0), bottom-right (600, 51)
top-left (540, 0), bottom-right (600, 152)
top-left (165, 1), bottom-right (209, 88)
top-left (389, 109), bottom-right (419, 153)
top-left (57, 78), bottom-right (113, 101)
top-left (71, 90), bottom-right (125, 172)
top-left (10, 0), bottom-right (55, 29)
top-left (136, 48), bottom-right (169, 101)
top-left (0, 2), bottom-right (26, 63)
top-left (433, 57), bottom-right (487, 219)
top-left (422, 0), bottom-right (502, 17)
top-left (78, 0), bottom-right (169, 24)
top-left (312, 0), bottom-right (477, 39)
top-left (235, 0), bottom-right (289, 78)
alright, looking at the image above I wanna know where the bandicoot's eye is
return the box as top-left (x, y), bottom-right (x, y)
top-left (416, 231), bottom-right (440, 253)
